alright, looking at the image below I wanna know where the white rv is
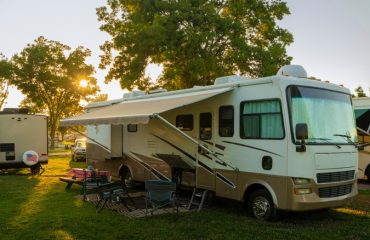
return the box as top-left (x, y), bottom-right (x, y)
top-left (0, 108), bottom-right (48, 174)
top-left (61, 65), bottom-right (359, 220)
top-left (353, 97), bottom-right (370, 181)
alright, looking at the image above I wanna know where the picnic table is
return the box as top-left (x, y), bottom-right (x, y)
top-left (60, 168), bottom-right (112, 201)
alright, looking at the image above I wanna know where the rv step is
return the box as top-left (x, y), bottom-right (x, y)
top-left (188, 188), bottom-right (208, 211)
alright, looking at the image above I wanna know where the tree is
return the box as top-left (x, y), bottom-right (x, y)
top-left (0, 54), bottom-right (13, 110)
top-left (355, 86), bottom-right (367, 98)
top-left (97, 0), bottom-right (293, 91)
top-left (89, 93), bottom-right (108, 103)
top-left (11, 36), bottom-right (99, 148)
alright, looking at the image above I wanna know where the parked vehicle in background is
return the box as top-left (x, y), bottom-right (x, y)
top-left (353, 97), bottom-right (370, 182)
top-left (62, 65), bottom-right (359, 221)
top-left (0, 108), bottom-right (48, 174)
top-left (71, 138), bottom-right (86, 162)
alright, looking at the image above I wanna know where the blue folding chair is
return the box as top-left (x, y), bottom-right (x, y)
top-left (145, 180), bottom-right (178, 218)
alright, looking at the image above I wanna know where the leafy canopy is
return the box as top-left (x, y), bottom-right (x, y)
top-left (355, 86), bottom-right (367, 98)
top-left (11, 36), bottom-right (99, 147)
top-left (0, 54), bottom-right (13, 109)
top-left (97, 0), bottom-right (293, 90)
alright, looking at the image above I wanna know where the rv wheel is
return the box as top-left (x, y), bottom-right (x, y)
top-left (121, 168), bottom-right (134, 189)
top-left (30, 163), bottom-right (41, 175)
top-left (248, 189), bottom-right (279, 221)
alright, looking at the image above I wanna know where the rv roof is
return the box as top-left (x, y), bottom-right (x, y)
top-left (86, 75), bottom-right (350, 110)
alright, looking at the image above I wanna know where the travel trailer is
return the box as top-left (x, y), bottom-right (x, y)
top-left (0, 108), bottom-right (48, 174)
top-left (61, 65), bottom-right (359, 220)
top-left (353, 97), bottom-right (370, 181)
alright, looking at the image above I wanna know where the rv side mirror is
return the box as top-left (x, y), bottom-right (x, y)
top-left (296, 123), bottom-right (308, 152)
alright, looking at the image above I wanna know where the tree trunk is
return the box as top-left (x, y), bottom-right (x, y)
top-left (49, 114), bottom-right (58, 149)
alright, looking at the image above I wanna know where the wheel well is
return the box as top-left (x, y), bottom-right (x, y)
top-left (119, 165), bottom-right (130, 177)
top-left (365, 165), bottom-right (370, 176)
top-left (244, 184), bottom-right (269, 203)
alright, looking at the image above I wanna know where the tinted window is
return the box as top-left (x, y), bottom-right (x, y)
top-left (240, 100), bottom-right (284, 139)
top-left (176, 115), bottom-right (193, 131)
top-left (200, 113), bottom-right (212, 140)
top-left (219, 106), bottom-right (234, 137)
top-left (127, 124), bottom-right (137, 132)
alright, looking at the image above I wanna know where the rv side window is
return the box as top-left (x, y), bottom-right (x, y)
top-left (200, 112), bottom-right (212, 140)
top-left (127, 124), bottom-right (137, 132)
top-left (219, 106), bottom-right (234, 137)
top-left (240, 99), bottom-right (284, 139)
top-left (176, 115), bottom-right (193, 131)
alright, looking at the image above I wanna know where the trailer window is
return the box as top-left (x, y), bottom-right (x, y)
top-left (240, 100), bottom-right (284, 139)
top-left (176, 115), bottom-right (193, 131)
top-left (127, 124), bottom-right (137, 132)
top-left (200, 113), bottom-right (212, 140)
top-left (219, 106), bottom-right (234, 137)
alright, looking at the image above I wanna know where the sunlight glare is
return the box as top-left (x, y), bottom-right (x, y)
top-left (79, 79), bottom-right (88, 87)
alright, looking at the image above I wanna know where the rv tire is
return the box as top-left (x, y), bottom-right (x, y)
top-left (248, 189), bottom-right (279, 221)
top-left (121, 168), bottom-right (134, 189)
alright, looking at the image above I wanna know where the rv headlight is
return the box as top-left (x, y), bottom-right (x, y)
top-left (292, 177), bottom-right (311, 185)
top-left (294, 188), bottom-right (312, 195)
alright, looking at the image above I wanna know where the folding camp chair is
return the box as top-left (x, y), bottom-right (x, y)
top-left (145, 180), bottom-right (178, 218)
top-left (95, 182), bottom-right (135, 213)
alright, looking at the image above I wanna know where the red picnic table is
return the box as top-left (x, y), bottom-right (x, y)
top-left (60, 168), bottom-right (112, 192)
top-left (67, 168), bottom-right (111, 180)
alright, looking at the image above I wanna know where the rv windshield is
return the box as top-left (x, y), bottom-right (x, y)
top-left (287, 86), bottom-right (357, 144)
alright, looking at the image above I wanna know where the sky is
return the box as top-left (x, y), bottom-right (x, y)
top-left (0, 0), bottom-right (369, 108)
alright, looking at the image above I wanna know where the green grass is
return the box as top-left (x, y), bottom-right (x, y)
top-left (1, 157), bottom-right (370, 240)
top-left (48, 147), bottom-right (70, 154)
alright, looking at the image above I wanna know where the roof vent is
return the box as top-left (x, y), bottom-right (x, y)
top-left (123, 90), bottom-right (146, 99)
top-left (214, 75), bottom-right (251, 85)
top-left (277, 65), bottom-right (307, 78)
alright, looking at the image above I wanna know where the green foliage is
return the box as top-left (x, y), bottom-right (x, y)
top-left (97, 0), bottom-right (293, 90)
top-left (89, 93), bottom-right (109, 103)
top-left (10, 36), bottom-right (99, 147)
top-left (355, 86), bottom-right (367, 98)
top-left (0, 54), bottom-right (13, 109)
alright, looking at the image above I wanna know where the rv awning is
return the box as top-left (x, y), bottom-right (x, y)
top-left (60, 87), bottom-right (232, 126)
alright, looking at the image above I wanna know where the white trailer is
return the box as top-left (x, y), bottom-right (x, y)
top-left (0, 108), bottom-right (48, 174)
top-left (61, 65), bottom-right (359, 220)
top-left (353, 97), bottom-right (370, 181)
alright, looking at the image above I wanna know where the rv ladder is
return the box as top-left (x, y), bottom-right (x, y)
top-left (188, 188), bottom-right (208, 211)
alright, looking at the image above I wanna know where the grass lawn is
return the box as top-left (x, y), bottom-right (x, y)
top-left (1, 157), bottom-right (370, 240)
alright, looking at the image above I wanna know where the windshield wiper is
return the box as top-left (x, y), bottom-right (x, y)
top-left (333, 133), bottom-right (365, 149)
top-left (333, 134), bottom-right (354, 144)
top-left (308, 138), bottom-right (341, 149)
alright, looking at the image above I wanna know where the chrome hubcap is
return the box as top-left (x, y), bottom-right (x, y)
top-left (252, 196), bottom-right (271, 219)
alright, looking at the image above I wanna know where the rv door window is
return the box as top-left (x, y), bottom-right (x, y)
top-left (200, 112), bottom-right (212, 140)
top-left (127, 124), bottom-right (138, 132)
top-left (219, 106), bottom-right (234, 137)
top-left (176, 115), bottom-right (193, 131)
top-left (240, 100), bottom-right (284, 139)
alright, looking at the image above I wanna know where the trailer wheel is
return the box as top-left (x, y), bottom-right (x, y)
top-left (248, 189), bottom-right (279, 221)
top-left (30, 163), bottom-right (41, 175)
top-left (121, 168), bottom-right (134, 189)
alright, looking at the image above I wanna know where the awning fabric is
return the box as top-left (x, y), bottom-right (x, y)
top-left (60, 87), bottom-right (232, 126)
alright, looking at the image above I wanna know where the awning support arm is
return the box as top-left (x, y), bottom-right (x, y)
top-left (152, 114), bottom-right (238, 171)
top-left (68, 126), bottom-right (111, 152)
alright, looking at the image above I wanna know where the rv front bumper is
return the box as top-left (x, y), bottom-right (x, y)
top-left (286, 179), bottom-right (358, 211)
